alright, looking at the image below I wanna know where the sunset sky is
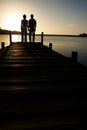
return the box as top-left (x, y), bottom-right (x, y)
top-left (0, 0), bottom-right (87, 35)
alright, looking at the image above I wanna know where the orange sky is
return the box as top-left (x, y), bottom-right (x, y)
top-left (0, 0), bottom-right (87, 35)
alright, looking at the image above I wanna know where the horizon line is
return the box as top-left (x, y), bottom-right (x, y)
top-left (0, 28), bottom-right (86, 37)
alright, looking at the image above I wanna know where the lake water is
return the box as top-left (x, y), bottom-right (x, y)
top-left (0, 34), bottom-right (87, 67)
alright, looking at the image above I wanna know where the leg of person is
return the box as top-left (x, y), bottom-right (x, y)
top-left (21, 31), bottom-right (23, 42)
top-left (25, 30), bottom-right (27, 42)
top-left (29, 31), bottom-right (31, 43)
top-left (33, 31), bottom-right (35, 43)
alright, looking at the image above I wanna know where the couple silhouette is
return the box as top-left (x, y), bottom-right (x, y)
top-left (21, 14), bottom-right (36, 43)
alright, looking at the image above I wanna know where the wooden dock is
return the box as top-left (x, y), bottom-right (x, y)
top-left (0, 42), bottom-right (87, 129)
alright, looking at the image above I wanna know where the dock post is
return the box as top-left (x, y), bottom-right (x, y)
top-left (41, 32), bottom-right (43, 45)
top-left (1, 42), bottom-right (5, 49)
top-left (49, 43), bottom-right (52, 49)
top-left (10, 31), bottom-right (12, 44)
top-left (72, 51), bottom-right (78, 62)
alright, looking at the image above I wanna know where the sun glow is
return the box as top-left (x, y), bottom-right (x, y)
top-left (3, 14), bottom-right (21, 31)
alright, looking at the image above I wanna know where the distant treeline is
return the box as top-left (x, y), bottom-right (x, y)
top-left (0, 29), bottom-right (78, 37)
top-left (0, 29), bottom-right (21, 35)
top-left (79, 33), bottom-right (87, 37)
top-left (0, 29), bottom-right (87, 37)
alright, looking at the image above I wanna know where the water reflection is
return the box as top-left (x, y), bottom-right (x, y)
top-left (44, 36), bottom-right (87, 66)
top-left (0, 35), bottom-right (10, 48)
top-left (0, 35), bottom-right (87, 66)
top-left (12, 35), bottom-right (19, 42)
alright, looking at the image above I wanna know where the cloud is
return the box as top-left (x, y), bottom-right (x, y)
top-left (69, 24), bottom-right (75, 27)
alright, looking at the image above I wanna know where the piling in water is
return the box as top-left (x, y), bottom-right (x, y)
top-left (1, 42), bottom-right (5, 49)
top-left (72, 51), bottom-right (78, 62)
top-left (49, 43), bottom-right (52, 49)
top-left (41, 32), bottom-right (43, 45)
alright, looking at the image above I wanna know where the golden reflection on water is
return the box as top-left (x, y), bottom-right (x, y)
top-left (12, 35), bottom-right (19, 42)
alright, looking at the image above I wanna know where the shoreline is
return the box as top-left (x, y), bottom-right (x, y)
top-left (0, 29), bottom-right (86, 37)
top-left (0, 33), bottom-right (80, 37)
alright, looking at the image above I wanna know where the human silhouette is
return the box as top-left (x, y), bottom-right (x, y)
top-left (28, 14), bottom-right (36, 43)
top-left (21, 14), bottom-right (28, 42)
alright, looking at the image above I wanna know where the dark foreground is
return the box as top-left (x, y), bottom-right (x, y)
top-left (0, 42), bottom-right (87, 130)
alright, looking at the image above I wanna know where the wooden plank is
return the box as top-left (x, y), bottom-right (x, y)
top-left (0, 42), bottom-right (86, 129)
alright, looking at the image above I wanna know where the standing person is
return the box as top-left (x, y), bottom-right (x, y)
top-left (28, 14), bottom-right (36, 43)
top-left (21, 14), bottom-right (28, 42)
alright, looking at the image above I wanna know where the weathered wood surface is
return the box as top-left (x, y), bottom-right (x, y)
top-left (0, 42), bottom-right (87, 129)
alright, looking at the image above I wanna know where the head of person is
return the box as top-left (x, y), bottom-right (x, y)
top-left (23, 14), bottom-right (26, 19)
top-left (31, 14), bottom-right (34, 19)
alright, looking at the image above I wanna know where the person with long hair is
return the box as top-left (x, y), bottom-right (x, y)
top-left (21, 14), bottom-right (28, 42)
